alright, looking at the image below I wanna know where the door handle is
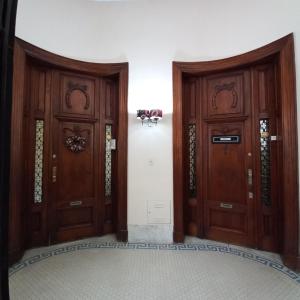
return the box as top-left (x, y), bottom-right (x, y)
top-left (52, 166), bottom-right (57, 183)
top-left (247, 169), bottom-right (253, 186)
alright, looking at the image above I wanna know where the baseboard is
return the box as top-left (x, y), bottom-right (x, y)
top-left (282, 254), bottom-right (300, 272)
top-left (173, 230), bottom-right (184, 243)
top-left (117, 229), bottom-right (128, 242)
top-left (9, 248), bottom-right (23, 266)
top-left (128, 224), bottom-right (173, 243)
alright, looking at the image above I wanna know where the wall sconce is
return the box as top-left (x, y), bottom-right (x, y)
top-left (137, 109), bottom-right (163, 126)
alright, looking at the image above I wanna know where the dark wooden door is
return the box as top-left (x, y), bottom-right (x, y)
top-left (183, 63), bottom-right (279, 251)
top-left (24, 63), bottom-right (119, 247)
top-left (50, 71), bottom-right (101, 243)
top-left (202, 70), bottom-right (255, 246)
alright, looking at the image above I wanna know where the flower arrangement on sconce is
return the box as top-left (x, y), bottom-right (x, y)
top-left (136, 109), bottom-right (163, 126)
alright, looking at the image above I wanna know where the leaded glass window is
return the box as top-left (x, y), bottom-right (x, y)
top-left (105, 125), bottom-right (112, 197)
top-left (189, 124), bottom-right (196, 197)
top-left (260, 119), bottom-right (271, 206)
top-left (34, 120), bottom-right (44, 203)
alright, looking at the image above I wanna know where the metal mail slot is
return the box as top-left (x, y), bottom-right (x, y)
top-left (220, 203), bottom-right (233, 209)
top-left (212, 135), bottom-right (240, 144)
top-left (70, 200), bottom-right (82, 207)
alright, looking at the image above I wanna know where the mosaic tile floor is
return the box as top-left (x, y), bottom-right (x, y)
top-left (9, 235), bottom-right (300, 300)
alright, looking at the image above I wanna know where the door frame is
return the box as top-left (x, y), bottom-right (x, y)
top-left (9, 37), bottom-right (128, 262)
top-left (172, 34), bottom-right (299, 270)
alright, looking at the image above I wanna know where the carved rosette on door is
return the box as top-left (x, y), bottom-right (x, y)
top-left (63, 126), bottom-right (90, 153)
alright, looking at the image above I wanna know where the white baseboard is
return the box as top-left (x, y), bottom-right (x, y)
top-left (128, 224), bottom-right (173, 243)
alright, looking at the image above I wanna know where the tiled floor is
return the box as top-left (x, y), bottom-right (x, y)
top-left (9, 235), bottom-right (300, 299)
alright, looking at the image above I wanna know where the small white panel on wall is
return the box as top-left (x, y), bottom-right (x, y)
top-left (147, 200), bottom-right (170, 224)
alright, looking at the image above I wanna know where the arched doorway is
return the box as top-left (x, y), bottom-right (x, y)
top-left (173, 34), bottom-right (299, 270)
top-left (9, 38), bottom-right (128, 262)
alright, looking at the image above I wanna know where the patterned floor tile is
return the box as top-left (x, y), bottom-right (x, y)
top-left (9, 235), bottom-right (300, 300)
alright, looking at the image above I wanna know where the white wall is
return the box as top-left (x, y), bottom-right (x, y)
top-left (16, 0), bottom-right (300, 242)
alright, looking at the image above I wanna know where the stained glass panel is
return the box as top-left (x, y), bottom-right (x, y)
top-left (105, 125), bottom-right (112, 197)
top-left (189, 124), bottom-right (196, 197)
top-left (34, 120), bottom-right (44, 203)
top-left (260, 119), bottom-right (271, 207)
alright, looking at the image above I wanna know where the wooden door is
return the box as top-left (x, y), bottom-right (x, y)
top-left (23, 62), bottom-right (119, 247)
top-left (201, 70), bottom-right (255, 246)
top-left (50, 71), bottom-right (101, 243)
top-left (183, 64), bottom-right (280, 251)
top-left (174, 35), bottom-right (299, 268)
top-left (10, 38), bottom-right (128, 262)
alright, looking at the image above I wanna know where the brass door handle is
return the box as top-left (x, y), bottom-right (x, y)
top-left (52, 166), bottom-right (57, 183)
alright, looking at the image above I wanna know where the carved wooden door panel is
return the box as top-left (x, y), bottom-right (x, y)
top-left (201, 70), bottom-right (255, 246)
top-left (50, 71), bottom-right (101, 243)
top-left (252, 63), bottom-right (279, 252)
top-left (183, 64), bottom-right (280, 251)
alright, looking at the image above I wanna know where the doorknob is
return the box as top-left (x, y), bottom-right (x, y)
top-left (52, 166), bottom-right (57, 183)
top-left (248, 169), bottom-right (253, 185)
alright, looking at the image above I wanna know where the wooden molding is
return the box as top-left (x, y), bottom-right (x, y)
top-left (172, 34), bottom-right (299, 269)
top-left (282, 255), bottom-right (300, 272)
top-left (117, 229), bottom-right (128, 242)
top-left (9, 41), bottom-right (26, 263)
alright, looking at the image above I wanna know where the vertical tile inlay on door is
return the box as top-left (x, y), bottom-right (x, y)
top-left (34, 120), bottom-right (44, 203)
top-left (260, 119), bottom-right (271, 207)
top-left (105, 124), bottom-right (112, 197)
top-left (189, 124), bottom-right (196, 197)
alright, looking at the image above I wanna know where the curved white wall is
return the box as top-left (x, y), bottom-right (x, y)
top-left (16, 0), bottom-right (300, 242)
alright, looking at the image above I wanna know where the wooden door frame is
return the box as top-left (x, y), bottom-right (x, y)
top-left (10, 37), bottom-right (128, 262)
top-left (0, 0), bottom-right (18, 297)
top-left (173, 34), bottom-right (299, 270)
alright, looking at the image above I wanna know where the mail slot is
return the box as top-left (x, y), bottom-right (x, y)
top-left (212, 135), bottom-right (240, 144)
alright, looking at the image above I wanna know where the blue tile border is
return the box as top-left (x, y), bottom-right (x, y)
top-left (9, 241), bottom-right (300, 284)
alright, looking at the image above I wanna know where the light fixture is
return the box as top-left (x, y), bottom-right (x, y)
top-left (137, 109), bottom-right (163, 126)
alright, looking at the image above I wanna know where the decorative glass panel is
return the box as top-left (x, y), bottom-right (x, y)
top-left (34, 120), bottom-right (44, 203)
top-left (260, 119), bottom-right (271, 206)
top-left (105, 125), bottom-right (112, 197)
top-left (189, 124), bottom-right (196, 197)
